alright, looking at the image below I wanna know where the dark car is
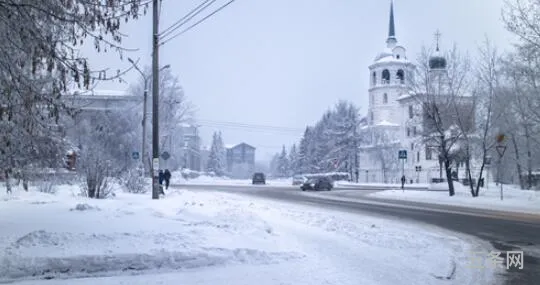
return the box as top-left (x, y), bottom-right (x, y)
top-left (252, 172), bottom-right (266, 185)
top-left (300, 177), bottom-right (333, 191)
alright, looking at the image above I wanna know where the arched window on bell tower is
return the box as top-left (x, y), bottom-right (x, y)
top-left (372, 71), bottom-right (377, 86)
top-left (397, 69), bottom-right (405, 84)
top-left (382, 69), bottom-right (390, 84)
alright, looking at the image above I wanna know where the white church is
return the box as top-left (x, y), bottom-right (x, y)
top-left (357, 1), bottom-right (476, 184)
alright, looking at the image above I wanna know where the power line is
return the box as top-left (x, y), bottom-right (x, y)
top-left (160, 0), bottom-right (237, 46)
top-left (159, 0), bottom-right (217, 39)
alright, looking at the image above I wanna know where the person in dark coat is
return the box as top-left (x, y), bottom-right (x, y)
top-left (158, 170), bottom-right (165, 195)
top-left (158, 170), bottom-right (164, 185)
top-left (164, 169), bottom-right (172, 189)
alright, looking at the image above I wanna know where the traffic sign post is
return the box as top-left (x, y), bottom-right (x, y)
top-left (398, 150), bottom-right (407, 191)
top-left (495, 134), bottom-right (507, 201)
top-left (160, 151), bottom-right (170, 161)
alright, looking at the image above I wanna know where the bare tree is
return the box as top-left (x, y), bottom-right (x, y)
top-left (408, 44), bottom-right (474, 196)
top-left (464, 37), bottom-right (504, 197)
top-left (370, 128), bottom-right (400, 183)
top-left (129, 66), bottom-right (196, 170)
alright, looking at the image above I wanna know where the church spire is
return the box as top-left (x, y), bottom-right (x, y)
top-left (386, 0), bottom-right (397, 48)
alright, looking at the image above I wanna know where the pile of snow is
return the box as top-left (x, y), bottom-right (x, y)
top-left (369, 182), bottom-right (539, 214)
top-left (0, 183), bottom-right (499, 284)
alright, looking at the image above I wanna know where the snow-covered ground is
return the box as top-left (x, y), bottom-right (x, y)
top-left (335, 181), bottom-right (431, 189)
top-left (366, 182), bottom-right (539, 214)
top-left (0, 182), bottom-right (501, 285)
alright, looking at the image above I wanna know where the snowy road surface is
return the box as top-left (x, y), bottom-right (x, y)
top-left (0, 184), bottom-right (500, 285)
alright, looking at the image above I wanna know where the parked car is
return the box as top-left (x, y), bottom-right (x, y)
top-left (292, 175), bottom-right (306, 185)
top-left (300, 177), bottom-right (333, 191)
top-left (252, 172), bottom-right (266, 185)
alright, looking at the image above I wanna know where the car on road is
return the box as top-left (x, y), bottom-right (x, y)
top-left (252, 172), bottom-right (266, 185)
top-left (292, 175), bottom-right (306, 185)
top-left (300, 177), bottom-right (333, 191)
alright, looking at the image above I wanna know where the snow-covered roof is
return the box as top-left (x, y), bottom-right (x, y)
top-left (225, 142), bottom-right (255, 149)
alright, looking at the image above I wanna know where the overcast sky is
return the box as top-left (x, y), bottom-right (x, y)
top-left (86, 0), bottom-right (515, 162)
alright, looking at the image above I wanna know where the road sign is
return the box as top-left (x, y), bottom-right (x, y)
top-left (495, 133), bottom-right (507, 158)
top-left (131, 151), bottom-right (140, 160)
top-left (496, 133), bottom-right (506, 143)
top-left (161, 151), bottom-right (171, 160)
top-left (496, 146), bottom-right (507, 158)
top-left (398, 150), bottom-right (407, 159)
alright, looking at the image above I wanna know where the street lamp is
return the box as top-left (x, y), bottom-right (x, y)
top-left (127, 58), bottom-right (170, 177)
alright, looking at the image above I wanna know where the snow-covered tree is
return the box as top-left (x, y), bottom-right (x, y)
top-left (74, 109), bottom-right (139, 198)
top-left (276, 145), bottom-right (290, 178)
top-left (288, 144), bottom-right (298, 175)
top-left (269, 153), bottom-right (280, 177)
top-left (284, 100), bottom-right (361, 176)
top-left (206, 132), bottom-right (226, 176)
top-left (0, 1), bottom-right (146, 192)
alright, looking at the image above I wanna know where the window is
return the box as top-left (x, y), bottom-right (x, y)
top-left (383, 93), bottom-right (388, 104)
top-left (406, 127), bottom-right (410, 137)
top-left (396, 54), bottom-right (400, 59)
top-left (372, 72), bottom-right (377, 85)
top-left (425, 146), bottom-right (432, 160)
top-left (397, 69), bottom-right (405, 84)
top-left (382, 69), bottom-right (390, 84)
top-left (410, 143), bottom-right (414, 150)
top-left (413, 126), bottom-right (417, 136)
top-left (370, 112), bottom-right (374, 122)
top-left (417, 151), bottom-right (420, 162)
top-left (408, 105), bottom-right (413, 119)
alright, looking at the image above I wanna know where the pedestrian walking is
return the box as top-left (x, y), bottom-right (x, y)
top-left (164, 169), bottom-right (171, 190)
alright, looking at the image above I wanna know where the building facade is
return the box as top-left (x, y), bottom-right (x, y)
top-left (225, 143), bottom-right (256, 179)
top-left (358, 1), bottom-right (476, 184)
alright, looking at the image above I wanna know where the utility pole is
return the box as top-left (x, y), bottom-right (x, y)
top-left (128, 57), bottom-right (171, 178)
top-left (354, 124), bottom-right (359, 183)
top-left (142, 82), bottom-right (148, 176)
top-left (151, 0), bottom-right (160, 199)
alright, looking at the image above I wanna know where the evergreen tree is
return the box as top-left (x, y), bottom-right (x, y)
top-left (217, 131), bottom-right (227, 174)
top-left (269, 153), bottom-right (280, 177)
top-left (276, 145), bottom-right (290, 178)
top-left (206, 132), bottom-right (226, 176)
top-left (288, 144), bottom-right (298, 175)
top-left (296, 127), bottom-right (312, 174)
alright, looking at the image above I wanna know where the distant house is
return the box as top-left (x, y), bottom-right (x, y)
top-left (225, 143), bottom-right (256, 179)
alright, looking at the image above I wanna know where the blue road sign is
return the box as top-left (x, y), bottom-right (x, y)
top-left (132, 151), bottom-right (140, 160)
top-left (398, 150), bottom-right (407, 159)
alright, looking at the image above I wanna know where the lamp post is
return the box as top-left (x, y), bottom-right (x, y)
top-left (127, 58), bottom-right (170, 177)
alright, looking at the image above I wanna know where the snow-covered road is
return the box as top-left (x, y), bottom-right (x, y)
top-left (0, 183), bottom-right (501, 285)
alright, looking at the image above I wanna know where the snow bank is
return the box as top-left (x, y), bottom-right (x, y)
top-left (0, 183), bottom-right (500, 284)
top-left (369, 182), bottom-right (539, 214)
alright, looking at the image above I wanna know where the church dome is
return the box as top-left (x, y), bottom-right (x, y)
top-left (429, 49), bottom-right (446, 70)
